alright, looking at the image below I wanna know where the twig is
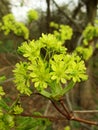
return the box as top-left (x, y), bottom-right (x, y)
top-left (2, 78), bottom-right (14, 83)
top-left (52, 0), bottom-right (80, 30)
top-left (51, 100), bottom-right (68, 119)
top-left (71, 116), bottom-right (98, 126)
top-left (44, 100), bottom-right (51, 116)
top-left (20, 113), bottom-right (66, 121)
top-left (74, 110), bottom-right (98, 113)
top-left (51, 99), bottom-right (98, 125)
top-left (59, 99), bottom-right (70, 119)
top-left (65, 93), bottom-right (73, 112)
top-left (25, 92), bottom-right (98, 126)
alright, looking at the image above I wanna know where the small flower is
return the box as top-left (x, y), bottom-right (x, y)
top-left (13, 62), bottom-right (32, 96)
top-left (28, 58), bottom-right (50, 90)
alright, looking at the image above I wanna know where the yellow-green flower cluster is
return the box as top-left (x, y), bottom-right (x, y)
top-left (13, 62), bottom-right (32, 96)
top-left (0, 14), bottom-right (29, 39)
top-left (14, 31), bottom-right (88, 99)
top-left (50, 22), bottom-right (73, 43)
top-left (75, 46), bottom-right (93, 60)
top-left (83, 23), bottom-right (98, 45)
top-left (27, 10), bottom-right (38, 23)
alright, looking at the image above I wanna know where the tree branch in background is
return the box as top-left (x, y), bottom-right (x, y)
top-left (51, 0), bottom-right (81, 31)
top-left (72, 0), bottom-right (84, 19)
top-left (0, 0), bottom-right (10, 19)
top-left (46, 0), bottom-right (51, 33)
top-left (81, 0), bottom-right (98, 24)
top-left (74, 110), bottom-right (98, 113)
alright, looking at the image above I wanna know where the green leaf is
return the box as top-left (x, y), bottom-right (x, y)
top-left (3, 114), bottom-right (15, 128)
top-left (0, 76), bottom-right (6, 83)
top-left (0, 99), bottom-right (9, 111)
top-left (16, 116), bottom-right (51, 130)
top-left (39, 90), bottom-right (51, 99)
top-left (63, 81), bottom-right (75, 94)
top-left (0, 86), bottom-right (5, 99)
top-left (13, 105), bottom-right (23, 114)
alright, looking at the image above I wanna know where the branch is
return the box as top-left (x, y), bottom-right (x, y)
top-left (24, 92), bottom-right (98, 126)
top-left (59, 99), bottom-right (71, 119)
top-left (51, 0), bottom-right (80, 30)
top-left (59, 99), bottom-right (98, 125)
top-left (1, 78), bottom-right (14, 84)
top-left (51, 100), bottom-right (68, 119)
top-left (71, 116), bottom-right (98, 126)
top-left (72, 1), bottom-right (84, 19)
top-left (44, 100), bottom-right (51, 116)
top-left (20, 113), bottom-right (66, 122)
top-left (65, 93), bottom-right (73, 112)
top-left (74, 110), bottom-right (98, 113)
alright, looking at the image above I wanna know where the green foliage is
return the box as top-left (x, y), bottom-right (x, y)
top-left (96, 43), bottom-right (98, 48)
top-left (0, 108), bottom-right (51, 130)
top-left (0, 76), bottom-right (6, 84)
top-left (0, 99), bottom-right (9, 111)
top-left (0, 98), bottom-right (15, 130)
top-left (50, 22), bottom-right (59, 29)
top-left (83, 22), bottom-right (98, 45)
top-left (0, 76), bottom-right (6, 100)
top-left (0, 40), bottom-right (3, 45)
top-left (0, 19), bottom-right (94, 129)
top-left (0, 95), bottom-right (50, 130)
top-left (0, 40), bottom-right (14, 53)
top-left (0, 86), bottom-right (5, 99)
top-left (16, 116), bottom-right (51, 130)
top-left (75, 45), bottom-right (93, 60)
top-left (27, 9), bottom-right (38, 23)
top-left (50, 22), bottom-right (73, 43)
top-left (0, 14), bottom-right (29, 39)
top-left (13, 62), bottom-right (32, 96)
top-left (12, 105), bottom-right (23, 115)
top-left (74, 22), bottom-right (98, 61)
top-left (13, 25), bottom-right (87, 100)
top-left (0, 114), bottom-right (14, 130)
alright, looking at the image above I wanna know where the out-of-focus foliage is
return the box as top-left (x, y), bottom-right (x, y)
top-left (75, 22), bottom-right (98, 61)
top-left (16, 114), bottom-right (51, 130)
top-left (50, 22), bottom-right (73, 42)
top-left (27, 9), bottom-right (38, 23)
top-left (0, 14), bottom-right (29, 40)
top-left (64, 126), bottom-right (71, 130)
top-left (83, 22), bottom-right (98, 46)
top-left (0, 86), bottom-right (5, 99)
top-left (75, 46), bottom-right (93, 60)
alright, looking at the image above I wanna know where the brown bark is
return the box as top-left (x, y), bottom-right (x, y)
top-left (0, 0), bottom-right (10, 19)
top-left (82, 0), bottom-right (98, 24)
top-left (77, 0), bottom-right (98, 110)
top-left (80, 63), bottom-right (96, 109)
top-left (46, 0), bottom-right (51, 33)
